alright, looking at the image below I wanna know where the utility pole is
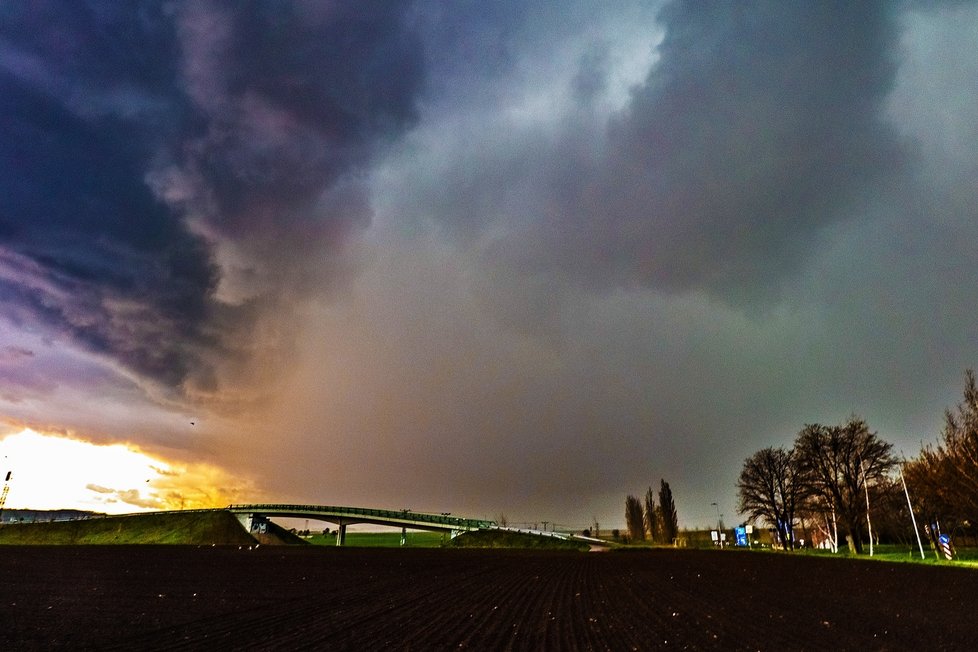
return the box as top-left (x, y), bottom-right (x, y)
top-left (899, 465), bottom-right (926, 560)
top-left (860, 459), bottom-right (874, 556)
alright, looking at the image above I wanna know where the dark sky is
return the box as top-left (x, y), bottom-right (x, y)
top-left (2, 0), bottom-right (977, 528)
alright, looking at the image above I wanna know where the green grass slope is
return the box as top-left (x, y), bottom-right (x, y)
top-left (0, 510), bottom-right (257, 545)
top-left (450, 529), bottom-right (590, 551)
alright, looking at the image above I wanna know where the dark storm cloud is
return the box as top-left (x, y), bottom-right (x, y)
top-left (0, 68), bottom-right (216, 386)
top-left (171, 1), bottom-right (422, 236)
top-left (0, 1), bottom-right (423, 390)
top-left (591, 0), bottom-right (906, 293)
top-left (413, 1), bottom-right (908, 300)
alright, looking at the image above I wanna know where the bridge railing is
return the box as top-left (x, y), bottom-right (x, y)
top-left (227, 504), bottom-right (496, 530)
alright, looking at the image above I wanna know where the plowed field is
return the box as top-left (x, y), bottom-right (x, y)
top-left (1, 546), bottom-right (975, 650)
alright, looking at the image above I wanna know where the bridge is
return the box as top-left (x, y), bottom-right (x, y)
top-left (227, 504), bottom-right (497, 545)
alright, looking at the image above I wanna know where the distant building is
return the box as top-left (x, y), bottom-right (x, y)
top-left (0, 509), bottom-right (102, 524)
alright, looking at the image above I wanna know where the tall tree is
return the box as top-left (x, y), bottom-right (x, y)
top-left (644, 486), bottom-right (659, 543)
top-left (794, 417), bottom-right (896, 553)
top-left (658, 479), bottom-right (679, 544)
top-left (737, 446), bottom-right (804, 550)
top-left (625, 494), bottom-right (645, 541)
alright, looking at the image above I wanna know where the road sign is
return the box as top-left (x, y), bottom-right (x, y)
top-left (735, 526), bottom-right (748, 546)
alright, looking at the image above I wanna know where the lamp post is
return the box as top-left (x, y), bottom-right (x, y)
top-left (712, 502), bottom-right (723, 548)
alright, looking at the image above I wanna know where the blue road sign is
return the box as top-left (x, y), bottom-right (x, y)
top-left (735, 526), bottom-right (748, 546)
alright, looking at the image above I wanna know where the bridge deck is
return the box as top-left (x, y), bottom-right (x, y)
top-left (227, 504), bottom-right (496, 532)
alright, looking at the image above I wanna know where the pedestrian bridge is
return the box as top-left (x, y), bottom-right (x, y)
top-left (227, 503), bottom-right (496, 545)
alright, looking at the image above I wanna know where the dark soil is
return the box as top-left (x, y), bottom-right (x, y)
top-left (1, 546), bottom-right (975, 650)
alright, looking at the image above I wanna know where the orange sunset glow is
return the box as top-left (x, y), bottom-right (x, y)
top-left (0, 429), bottom-right (254, 514)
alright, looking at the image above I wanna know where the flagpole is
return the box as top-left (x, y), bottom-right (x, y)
top-left (899, 464), bottom-right (926, 560)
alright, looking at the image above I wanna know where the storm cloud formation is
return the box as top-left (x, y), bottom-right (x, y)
top-left (405, 1), bottom-right (908, 299)
top-left (1, 1), bottom-right (422, 391)
top-left (2, 1), bottom-right (978, 526)
top-left (597, 1), bottom-right (905, 292)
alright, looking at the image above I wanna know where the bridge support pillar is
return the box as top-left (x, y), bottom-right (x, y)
top-left (235, 513), bottom-right (253, 533)
top-left (336, 522), bottom-right (347, 546)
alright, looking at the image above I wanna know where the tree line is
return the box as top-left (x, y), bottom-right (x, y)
top-left (737, 370), bottom-right (978, 553)
top-left (624, 479), bottom-right (679, 544)
top-left (904, 370), bottom-right (978, 542)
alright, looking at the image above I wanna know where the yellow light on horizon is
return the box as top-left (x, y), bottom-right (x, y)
top-left (0, 428), bottom-right (252, 514)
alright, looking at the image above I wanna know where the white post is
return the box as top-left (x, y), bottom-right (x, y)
top-left (832, 507), bottom-right (838, 553)
top-left (860, 459), bottom-right (874, 556)
top-left (899, 466), bottom-right (926, 560)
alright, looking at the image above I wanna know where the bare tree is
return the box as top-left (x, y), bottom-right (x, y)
top-left (906, 370), bottom-right (978, 533)
top-left (737, 447), bottom-right (804, 550)
top-left (794, 417), bottom-right (896, 553)
top-left (644, 486), bottom-right (659, 543)
top-left (625, 494), bottom-right (645, 542)
top-left (798, 496), bottom-right (839, 552)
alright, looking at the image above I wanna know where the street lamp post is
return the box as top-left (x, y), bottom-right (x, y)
top-left (712, 502), bottom-right (723, 548)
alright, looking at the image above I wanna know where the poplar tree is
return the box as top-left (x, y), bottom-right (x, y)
top-left (625, 494), bottom-right (646, 541)
top-left (644, 486), bottom-right (660, 543)
top-left (658, 479), bottom-right (679, 544)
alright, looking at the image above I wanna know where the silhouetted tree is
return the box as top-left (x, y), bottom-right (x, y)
top-left (625, 494), bottom-right (646, 541)
top-left (795, 417), bottom-right (896, 553)
top-left (644, 486), bottom-right (659, 543)
top-left (737, 447), bottom-right (804, 550)
top-left (658, 479), bottom-right (679, 544)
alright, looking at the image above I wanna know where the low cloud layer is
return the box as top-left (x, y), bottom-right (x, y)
top-left (2, 1), bottom-right (977, 527)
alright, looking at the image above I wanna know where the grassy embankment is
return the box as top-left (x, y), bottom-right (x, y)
top-left (676, 539), bottom-right (978, 567)
top-left (448, 529), bottom-right (591, 551)
top-left (612, 532), bottom-right (978, 567)
top-left (0, 510), bottom-right (258, 545)
top-left (0, 513), bottom-right (586, 549)
top-left (306, 529), bottom-right (591, 550)
top-left (791, 543), bottom-right (978, 567)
